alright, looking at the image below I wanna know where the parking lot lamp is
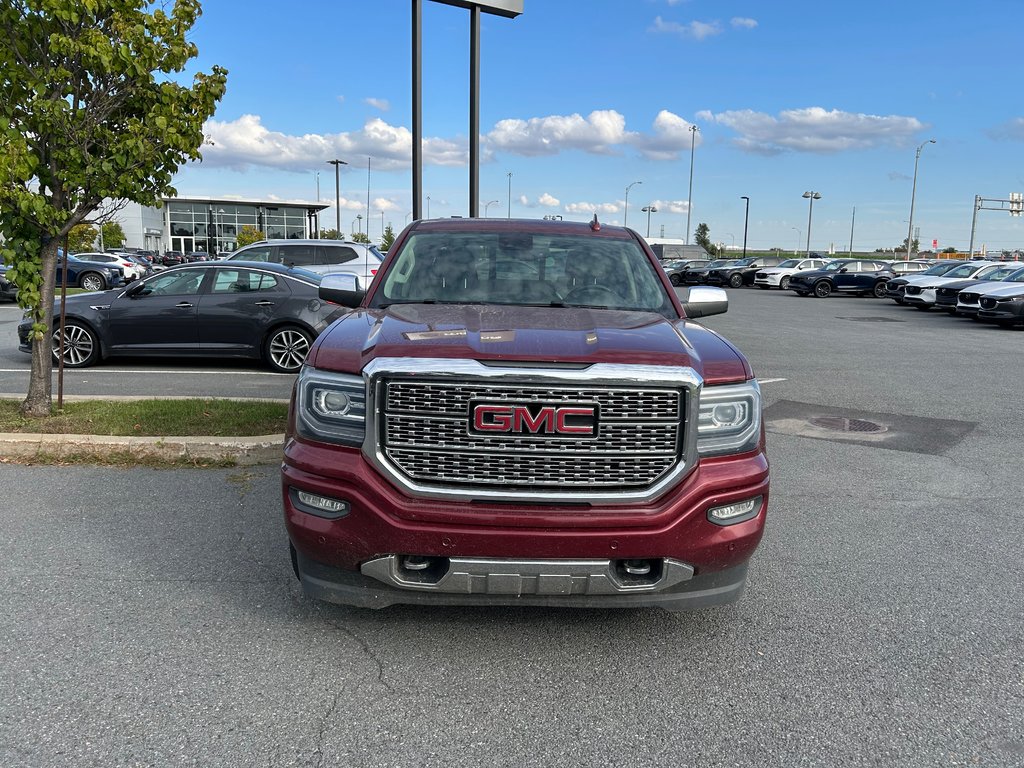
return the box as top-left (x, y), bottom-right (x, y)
top-left (357, 214), bottom-right (363, 236)
top-left (906, 139), bottom-right (936, 259)
top-left (686, 124), bottom-right (699, 244)
top-left (802, 191), bottom-right (821, 256)
top-left (624, 180), bottom-right (642, 228)
top-left (327, 159), bottom-right (348, 238)
top-left (484, 199), bottom-right (499, 217)
top-left (740, 196), bottom-right (750, 258)
top-left (641, 205), bottom-right (657, 237)
top-left (506, 172), bottom-right (512, 218)
top-left (791, 226), bottom-right (801, 255)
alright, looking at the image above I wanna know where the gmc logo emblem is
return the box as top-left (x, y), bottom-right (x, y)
top-left (471, 402), bottom-right (598, 436)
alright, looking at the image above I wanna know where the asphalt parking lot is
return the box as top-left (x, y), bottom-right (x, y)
top-left (1, 289), bottom-right (1022, 767)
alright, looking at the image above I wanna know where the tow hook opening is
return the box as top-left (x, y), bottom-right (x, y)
top-left (397, 555), bottom-right (450, 584)
top-left (613, 558), bottom-right (663, 587)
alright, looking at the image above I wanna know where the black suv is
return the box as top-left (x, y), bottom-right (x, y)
top-left (706, 256), bottom-right (785, 288)
top-left (663, 259), bottom-right (710, 286)
top-left (788, 258), bottom-right (895, 298)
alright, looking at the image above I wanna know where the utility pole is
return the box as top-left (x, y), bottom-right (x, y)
top-left (327, 159), bottom-right (347, 239)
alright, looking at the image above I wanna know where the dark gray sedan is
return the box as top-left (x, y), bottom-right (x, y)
top-left (17, 261), bottom-right (347, 373)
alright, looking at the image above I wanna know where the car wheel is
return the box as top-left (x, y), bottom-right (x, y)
top-left (669, 274), bottom-right (681, 286)
top-left (728, 273), bottom-right (744, 288)
top-left (78, 272), bottom-right (105, 292)
top-left (51, 321), bottom-right (100, 367)
top-left (779, 276), bottom-right (791, 290)
top-left (265, 325), bottom-right (312, 373)
top-left (813, 281), bottom-right (832, 298)
top-left (872, 281), bottom-right (887, 299)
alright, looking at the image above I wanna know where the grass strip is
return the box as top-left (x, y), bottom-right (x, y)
top-left (0, 398), bottom-right (288, 436)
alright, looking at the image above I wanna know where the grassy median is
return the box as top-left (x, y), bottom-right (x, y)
top-left (0, 398), bottom-right (289, 436)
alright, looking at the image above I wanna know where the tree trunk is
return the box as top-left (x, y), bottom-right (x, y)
top-left (20, 238), bottom-right (59, 417)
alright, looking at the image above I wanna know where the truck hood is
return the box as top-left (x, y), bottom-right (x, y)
top-left (309, 303), bottom-right (750, 384)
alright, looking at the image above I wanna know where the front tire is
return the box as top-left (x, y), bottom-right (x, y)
top-left (813, 281), bottom-right (832, 298)
top-left (669, 274), bottom-right (681, 286)
top-left (52, 321), bottom-right (100, 367)
top-left (779, 276), bottom-right (791, 290)
top-left (729, 273), bottom-right (744, 288)
top-left (78, 272), bottom-right (105, 292)
top-left (872, 281), bottom-right (888, 298)
top-left (264, 325), bottom-right (312, 373)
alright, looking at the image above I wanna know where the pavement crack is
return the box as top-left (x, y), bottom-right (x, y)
top-left (312, 687), bottom-right (342, 768)
top-left (324, 615), bottom-right (396, 694)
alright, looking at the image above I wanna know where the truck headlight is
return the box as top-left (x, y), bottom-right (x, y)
top-left (296, 367), bottom-right (366, 446)
top-left (697, 380), bottom-right (761, 456)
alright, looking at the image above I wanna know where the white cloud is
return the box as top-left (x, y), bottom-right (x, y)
top-left (650, 199), bottom-right (691, 215)
top-left (364, 97), bottom-right (390, 111)
top-left (539, 193), bottom-right (560, 207)
top-left (518, 194), bottom-right (533, 207)
top-left (731, 17), bottom-right (757, 29)
top-left (632, 110), bottom-right (702, 160)
top-left (200, 114), bottom-right (466, 172)
top-left (486, 110), bottom-right (632, 156)
top-left (650, 16), bottom-right (722, 40)
top-left (989, 117), bottom-right (1024, 141)
top-left (564, 201), bottom-right (621, 215)
top-left (699, 107), bottom-right (927, 154)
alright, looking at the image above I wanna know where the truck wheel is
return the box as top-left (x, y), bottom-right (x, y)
top-left (813, 281), bottom-right (832, 298)
top-left (779, 276), bottom-right (791, 290)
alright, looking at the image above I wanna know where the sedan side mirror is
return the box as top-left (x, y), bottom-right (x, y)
top-left (125, 280), bottom-right (147, 297)
top-left (839, 268), bottom-right (848, 273)
top-left (681, 286), bottom-right (728, 319)
top-left (319, 273), bottom-right (365, 308)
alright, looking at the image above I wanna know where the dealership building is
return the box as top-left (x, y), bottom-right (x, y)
top-left (116, 197), bottom-right (330, 255)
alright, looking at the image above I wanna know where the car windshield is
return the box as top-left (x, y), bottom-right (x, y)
top-left (373, 230), bottom-right (676, 315)
top-left (922, 262), bottom-right (961, 275)
top-left (368, 246), bottom-right (385, 262)
top-left (703, 260), bottom-right (730, 269)
top-left (945, 264), bottom-right (985, 278)
top-left (777, 259), bottom-right (800, 268)
top-left (1004, 268), bottom-right (1024, 282)
top-left (730, 258), bottom-right (756, 267)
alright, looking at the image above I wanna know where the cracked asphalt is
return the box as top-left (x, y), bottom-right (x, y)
top-left (1, 288), bottom-right (1022, 767)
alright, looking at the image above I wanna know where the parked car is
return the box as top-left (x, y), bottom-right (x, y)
top-left (787, 258), bottom-right (894, 298)
top-left (902, 262), bottom-right (1004, 310)
top-left (681, 258), bottom-right (734, 286)
top-left (753, 257), bottom-right (830, 290)
top-left (953, 267), bottom-right (1024, 317)
top-left (73, 251), bottom-right (145, 281)
top-left (935, 265), bottom-right (1024, 313)
top-left (884, 261), bottom-right (969, 304)
top-left (161, 250), bottom-right (185, 267)
top-left (1, 263), bottom-right (17, 302)
top-left (17, 262), bottom-right (347, 373)
top-left (663, 258), bottom-right (710, 286)
top-left (887, 260), bottom-right (935, 275)
top-left (55, 253), bottom-right (124, 291)
top-left (706, 256), bottom-right (787, 288)
top-left (976, 284), bottom-right (1024, 326)
top-left (184, 250), bottom-right (211, 262)
top-left (225, 239), bottom-right (384, 284)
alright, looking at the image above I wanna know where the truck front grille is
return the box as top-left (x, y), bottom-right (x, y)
top-left (379, 380), bottom-right (684, 492)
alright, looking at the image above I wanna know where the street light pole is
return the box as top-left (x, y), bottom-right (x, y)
top-left (484, 199), bottom-right (499, 217)
top-left (906, 139), bottom-right (936, 259)
top-left (802, 191), bottom-right (821, 256)
top-left (366, 156), bottom-right (371, 243)
top-left (506, 172), bottom-right (512, 218)
top-left (849, 206), bottom-right (856, 256)
top-left (327, 159), bottom-right (348, 239)
top-left (357, 214), bottom-right (363, 237)
top-left (641, 205), bottom-right (657, 237)
top-left (740, 196), bottom-right (750, 258)
top-left (686, 124), bottom-right (699, 244)
top-left (624, 180), bottom-right (641, 228)
top-left (791, 226), bottom-right (801, 256)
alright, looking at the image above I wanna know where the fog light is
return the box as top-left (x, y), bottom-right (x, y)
top-left (707, 496), bottom-right (761, 526)
top-left (294, 489), bottom-right (350, 518)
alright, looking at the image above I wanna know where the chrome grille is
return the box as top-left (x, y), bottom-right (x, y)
top-left (380, 380), bottom-right (684, 490)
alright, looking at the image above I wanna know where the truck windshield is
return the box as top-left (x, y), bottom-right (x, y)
top-left (373, 231), bottom-right (676, 315)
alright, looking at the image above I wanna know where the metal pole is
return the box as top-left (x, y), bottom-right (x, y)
top-left (315, 172), bottom-right (320, 238)
top-left (57, 234), bottom-right (69, 409)
top-left (646, 206), bottom-right (652, 237)
top-left (906, 139), bottom-right (935, 259)
top-left (740, 196), bottom-right (750, 258)
top-left (506, 173), bottom-right (512, 218)
top-left (806, 197), bottom-right (814, 257)
top-left (848, 206), bottom-right (856, 256)
top-left (366, 156), bottom-right (371, 241)
top-left (469, 5), bottom-right (480, 218)
top-left (624, 180), bottom-right (641, 228)
top-left (685, 124), bottom-right (698, 244)
top-left (969, 195), bottom-right (980, 256)
top-left (412, 0), bottom-right (422, 221)
top-left (328, 159), bottom-right (347, 238)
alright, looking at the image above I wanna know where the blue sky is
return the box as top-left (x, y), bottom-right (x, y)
top-left (176, 0), bottom-right (1024, 253)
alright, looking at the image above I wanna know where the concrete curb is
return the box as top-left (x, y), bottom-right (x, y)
top-left (0, 432), bottom-right (285, 466)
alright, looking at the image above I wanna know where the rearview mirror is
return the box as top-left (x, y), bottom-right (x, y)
top-left (319, 273), bottom-right (365, 308)
top-left (681, 286), bottom-right (728, 319)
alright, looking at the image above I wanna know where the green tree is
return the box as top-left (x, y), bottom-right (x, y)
top-left (0, 0), bottom-right (227, 416)
top-left (68, 223), bottom-right (97, 253)
top-left (236, 225), bottom-right (265, 248)
top-left (694, 223), bottom-right (719, 257)
top-left (380, 224), bottom-right (395, 251)
top-left (101, 220), bottom-right (125, 249)
top-left (350, 232), bottom-right (370, 244)
top-left (896, 236), bottom-right (920, 254)
top-left (318, 228), bottom-right (340, 241)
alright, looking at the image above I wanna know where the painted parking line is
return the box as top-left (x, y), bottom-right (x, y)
top-left (758, 378), bottom-right (787, 384)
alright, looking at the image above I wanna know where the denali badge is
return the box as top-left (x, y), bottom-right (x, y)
top-left (471, 402), bottom-right (598, 436)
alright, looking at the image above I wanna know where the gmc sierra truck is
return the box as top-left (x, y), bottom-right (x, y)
top-left (281, 217), bottom-right (768, 610)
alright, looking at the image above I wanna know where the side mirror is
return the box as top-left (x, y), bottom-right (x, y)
top-left (681, 286), bottom-right (728, 319)
top-left (839, 268), bottom-right (848, 273)
top-left (125, 280), bottom-right (147, 297)
top-left (319, 273), bottom-right (365, 308)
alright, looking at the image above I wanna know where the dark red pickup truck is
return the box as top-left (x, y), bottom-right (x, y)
top-left (281, 217), bottom-right (768, 610)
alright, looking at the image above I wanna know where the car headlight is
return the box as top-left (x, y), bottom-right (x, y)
top-left (295, 367), bottom-right (366, 446)
top-left (697, 380), bottom-right (761, 457)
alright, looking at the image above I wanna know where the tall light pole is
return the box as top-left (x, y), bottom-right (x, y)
top-left (357, 214), bottom-right (363, 237)
top-left (641, 205), bottom-right (657, 237)
top-left (906, 139), bottom-right (936, 259)
top-left (802, 191), bottom-right (821, 256)
top-left (315, 171), bottom-right (321, 238)
top-left (849, 206), bottom-right (856, 256)
top-left (740, 195), bottom-right (750, 258)
top-left (405, 211), bottom-right (413, 225)
top-left (506, 172), bottom-right (512, 218)
top-left (791, 226), bottom-right (801, 256)
top-left (366, 157), bottom-right (372, 242)
top-left (427, 195), bottom-right (431, 219)
top-left (327, 159), bottom-right (348, 239)
top-left (624, 180), bottom-right (642, 228)
top-left (483, 199), bottom-right (499, 217)
top-left (685, 124), bottom-right (699, 244)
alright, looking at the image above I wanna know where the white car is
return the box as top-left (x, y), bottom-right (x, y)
top-left (753, 257), bottom-right (830, 290)
top-left (74, 251), bottom-right (145, 281)
top-left (225, 239), bottom-right (384, 286)
top-left (901, 262), bottom-right (1003, 310)
top-left (955, 268), bottom-right (1024, 316)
